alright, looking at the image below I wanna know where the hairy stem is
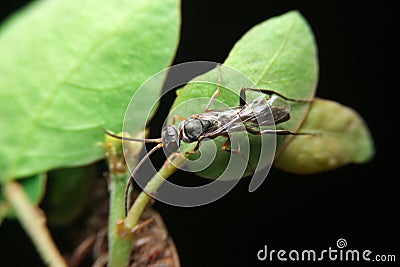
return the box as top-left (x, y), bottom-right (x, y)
top-left (104, 130), bottom-right (147, 267)
top-left (3, 181), bottom-right (67, 267)
top-left (108, 172), bottom-right (131, 267)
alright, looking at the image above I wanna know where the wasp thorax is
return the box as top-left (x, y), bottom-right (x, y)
top-left (161, 125), bottom-right (180, 153)
top-left (179, 118), bottom-right (204, 143)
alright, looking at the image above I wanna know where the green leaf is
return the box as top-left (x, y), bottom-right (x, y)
top-left (169, 11), bottom-right (318, 178)
top-left (0, 0), bottom-right (180, 181)
top-left (274, 98), bottom-right (375, 174)
top-left (0, 173), bottom-right (47, 219)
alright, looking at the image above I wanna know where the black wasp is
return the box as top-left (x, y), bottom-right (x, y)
top-left (104, 70), bottom-right (315, 215)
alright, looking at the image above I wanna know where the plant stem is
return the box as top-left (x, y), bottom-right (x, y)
top-left (108, 172), bottom-right (132, 267)
top-left (3, 181), bottom-right (67, 267)
top-left (104, 130), bottom-right (147, 267)
top-left (124, 153), bottom-right (186, 230)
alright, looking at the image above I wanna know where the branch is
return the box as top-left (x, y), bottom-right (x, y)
top-left (3, 181), bottom-right (67, 267)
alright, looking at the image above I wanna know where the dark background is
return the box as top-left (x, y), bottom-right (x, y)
top-left (0, 1), bottom-right (395, 266)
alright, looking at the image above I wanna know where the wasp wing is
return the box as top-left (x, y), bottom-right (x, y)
top-left (193, 95), bottom-right (291, 138)
top-left (242, 95), bottom-right (290, 129)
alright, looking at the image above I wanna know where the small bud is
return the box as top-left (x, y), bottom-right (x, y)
top-left (103, 130), bottom-right (147, 174)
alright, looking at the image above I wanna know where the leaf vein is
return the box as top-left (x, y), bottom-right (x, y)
top-left (8, 10), bottom-right (142, 176)
top-left (255, 16), bottom-right (296, 85)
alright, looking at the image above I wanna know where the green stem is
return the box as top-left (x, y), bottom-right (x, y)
top-left (104, 130), bottom-right (147, 267)
top-left (3, 181), bottom-right (67, 267)
top-left (124, 153), bottom-right (186, 230)
top-left (108, 172), bottom-right (131, 267)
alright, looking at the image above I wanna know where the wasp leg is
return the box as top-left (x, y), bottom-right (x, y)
top-left (205, 64), bottom-right (222, 112)
top-left (246, 127), bottom-right (318, 136)
top-left (172, 115), bottom-right (186, 126)
top-left (221, 138), bottom-right (256, 172)
top-left (185, 137), bottom-right (204, 155)
top-left (221, 138), bottom-right (232, 152)
top-left (240, 87), bottom-right (313, 107)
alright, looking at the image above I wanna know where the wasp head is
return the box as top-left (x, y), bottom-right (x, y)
top-left (161, 125), bottom-right (180, 153)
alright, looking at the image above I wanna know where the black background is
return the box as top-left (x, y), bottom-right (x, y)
top-left (0, 1), bottom-right (395, 266)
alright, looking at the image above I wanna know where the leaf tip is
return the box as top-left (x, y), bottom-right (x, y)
top-left (274, 98), bottom-right (375, 174)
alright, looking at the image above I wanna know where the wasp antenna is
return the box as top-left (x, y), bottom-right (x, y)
top-left (102, 128), bottom-right (162, 143)
top-left (124, 143), bottom-right (163, 217)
